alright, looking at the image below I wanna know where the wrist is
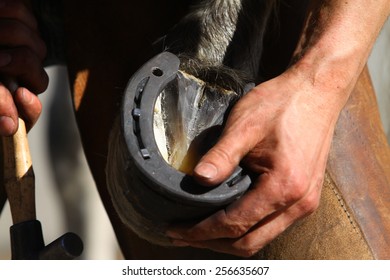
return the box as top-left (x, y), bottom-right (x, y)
top-left (286, 0), bottom-right (390, 119)
top-left (280, 50), bottom-right (359, 126)
top-left (291, 45), bottom-right (360, 101)
top-left (286, 37), bottom-right (369, 123)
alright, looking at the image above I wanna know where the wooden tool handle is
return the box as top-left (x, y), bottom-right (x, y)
top-left (3, 118), bottom-right (36, 224)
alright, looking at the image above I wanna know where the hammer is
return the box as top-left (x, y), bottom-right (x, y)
top-left (2, 91), bottom-right (83, 259)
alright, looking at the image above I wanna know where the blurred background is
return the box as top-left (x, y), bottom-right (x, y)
top-left (0, 19), bottom-right (389, 260)
top-left (368, 19), bottom-right (390, 141)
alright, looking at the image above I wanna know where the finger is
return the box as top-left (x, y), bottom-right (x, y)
top-left (168, 168), bottom-right (313, 241)
top-left (0, 19), bottom-right (47, 60)
top-left (167, 175), bottom-right (273, 241)
top-left (14, 87), bottom-right (41, 131)
top-left (0, 0), bottom-right (39, 31)
top-left (0, 47), bottom-right (48, 93)
top-left (173, 210), bottom-right (289, 257)
top-left (192, 87), bottom-right (268, 186)
top-left (0, 83), bottom-right (18, 135)
top-left (193, 118), bottom-right (259, 187)
top-left (172, 189), bottom-right (321, 257)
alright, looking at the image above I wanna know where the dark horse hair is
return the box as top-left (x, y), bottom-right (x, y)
top-left (106, 0), bottom-right (278, 245)
top-left (163, 0), bottom-right (278, 85)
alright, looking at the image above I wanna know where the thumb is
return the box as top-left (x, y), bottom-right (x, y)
top-left (193, 129), bottom-right (252, 186)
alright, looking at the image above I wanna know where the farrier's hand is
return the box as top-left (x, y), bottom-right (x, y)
top-left (166, 68), bottom-right (346, 257)
top-left (0, 0), bottom-right (48, 135)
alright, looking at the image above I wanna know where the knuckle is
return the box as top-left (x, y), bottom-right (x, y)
top-left (5, 47), bottom-right (34, 72)
top-left (0, 85), bottom-right (13, 109)
top-left (11, 47), bottom-right (48, 93)
top-left (209, 145), bottom-right (236, 166)
top-left (298, 191), bottom-right (320, 215)
top-left (18, 47), bottom-right (35, 66)
top-left (278, 168), bottom-right (309, 205)
top-left (225, 224), bottom-right (248, 238)
top-left (0, 21), bottom-right (28, 43)
top-left (214, 210), bottom-right (249, 238)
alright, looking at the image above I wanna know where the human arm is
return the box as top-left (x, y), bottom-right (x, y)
top-left (166, 0), bottom-right (390, 257)
top-left (0, 0), bottom-right (48, 136)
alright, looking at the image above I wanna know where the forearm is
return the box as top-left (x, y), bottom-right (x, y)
top-left (290, 0), bottom-right (390, 114)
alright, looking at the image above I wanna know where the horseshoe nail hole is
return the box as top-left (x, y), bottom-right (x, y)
top-left (152, 67), bottom-right (164, 77)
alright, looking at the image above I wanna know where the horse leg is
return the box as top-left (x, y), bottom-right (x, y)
top-left (63, 0), bottom-right (236, 259)
top-left (63, 1), bottom-right (390, 259)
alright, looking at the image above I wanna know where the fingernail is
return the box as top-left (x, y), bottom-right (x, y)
top-left (194, 162), bottom-right (218, 179)
top-left (166, 230), bottom-right (183, 239)
top-left (0, 53), bottom-right (11, 67)
top-left (21, 88), bottom-right (33, 104)
top-left (0, 116), bottom-right (16, 136)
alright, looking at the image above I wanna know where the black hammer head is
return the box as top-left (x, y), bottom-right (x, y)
top-left (10, 220), bottom-right (83, 260)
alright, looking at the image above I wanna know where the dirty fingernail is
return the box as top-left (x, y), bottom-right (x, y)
top-left (194, 162), bottom-right (218, 179)
top-left (0, 53), bottom-right (11, 67)
top-left (0, 116), bottom-right (16, 136)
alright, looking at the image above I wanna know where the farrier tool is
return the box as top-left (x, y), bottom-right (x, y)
top-left (2, 85), bottom-right (83, 259)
